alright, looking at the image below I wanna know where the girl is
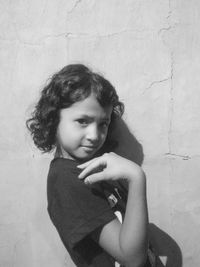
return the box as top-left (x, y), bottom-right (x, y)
top-left (26, 64), bottom-right (156, 267)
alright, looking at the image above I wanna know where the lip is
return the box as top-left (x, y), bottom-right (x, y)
top-left (82, 145), bottom-right (98, 149)
top-left (81, 145), bottom-right (98, 151)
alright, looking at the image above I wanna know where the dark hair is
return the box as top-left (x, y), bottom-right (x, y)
top-left (26, 64), bottom-right (124, 153)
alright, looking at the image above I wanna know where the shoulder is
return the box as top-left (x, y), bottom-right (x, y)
top-left (47, 157), bottom-right (82, 203)
top-left (48, 157), bottom-right (85, 191)
top-left (48, 158), bottom-right (80, 181)
top-left (50, 157), bottom-right (79, 173)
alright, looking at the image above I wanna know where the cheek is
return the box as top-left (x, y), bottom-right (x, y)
top-left (57, 123), bottom-right (83, 145)
top-left (100, 129), bottom-right (109, 143)
top-left (56, 123), bottom-right (70, 144)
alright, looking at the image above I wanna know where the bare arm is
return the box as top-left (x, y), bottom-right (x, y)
top-left (78, 153), bottom-right (149, 267)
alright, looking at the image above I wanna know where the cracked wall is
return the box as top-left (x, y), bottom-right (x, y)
top-left (0, 0), bottom-right (200, 266)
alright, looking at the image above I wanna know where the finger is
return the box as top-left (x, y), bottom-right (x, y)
top-left (84, 171), bottom-right (107, 185)
top-left (77, 156), bottom-right (101, 169)
top-left (78, 158), bottom-right (107, 179)
top-left (78, 160), bottom-right (105, 179)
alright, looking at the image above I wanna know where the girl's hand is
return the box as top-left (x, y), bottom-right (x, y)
top-left (77, 152), bottom-right (145, 185)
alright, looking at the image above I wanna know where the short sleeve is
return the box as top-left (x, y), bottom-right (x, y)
top-left (47, 158), bottom-right (116, 249)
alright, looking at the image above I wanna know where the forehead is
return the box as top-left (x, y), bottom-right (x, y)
top-left (61, 94), bottom-right (113, 119)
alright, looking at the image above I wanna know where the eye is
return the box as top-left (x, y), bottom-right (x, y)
top-left (100, 121), bottom-right (109, 129)
top-left (76, 118), bottom-right (88, 126)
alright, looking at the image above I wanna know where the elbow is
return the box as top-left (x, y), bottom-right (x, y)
top-left (122, 250), bottom-right (148, 267)
top-left (119, 235), bottom-right (149, 267)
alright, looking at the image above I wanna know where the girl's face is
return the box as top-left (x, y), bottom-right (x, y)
top-left (56, 93), bottom-right (113, 161)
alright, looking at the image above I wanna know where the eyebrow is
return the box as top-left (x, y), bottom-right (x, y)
top-left (76, 114), bottom-right (111, 122)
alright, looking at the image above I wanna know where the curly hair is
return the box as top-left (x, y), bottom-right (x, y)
top-left (26, 64), bottom-right (124, 153)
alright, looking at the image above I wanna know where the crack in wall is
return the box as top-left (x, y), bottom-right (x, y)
top-left (142, 76), bottom-right (171, 94)
top-left (164, 0), bottom-right (174, 156)
top-left (158, 25), bottom-right (172, 36)
top-left (144, 4), bottom-right (178, 95)
top-left (156, 0), bottom-right (176, 157)
top-left (164, 0), bottom-right (176, 228)
top-left (2, 28), bottom-right (150, 46)
top-left (165, 153), bottom-right (191, 160)
top-left (67, 0), bottom-right (82, 15)
top-left (158, 22), bottom-right (178, 46)
top-left (168, 0), bottom-right (172, 19)
top-left (65, 30), bottom-right (131, 39)
top-left (168, 52), bottom-right (174, 154)
top-left (0, 32), bottom-right (68, 46)
top-left (64, 29), bottom-right (146, 41)
top-left (167, 52), bottom-right (174, 226)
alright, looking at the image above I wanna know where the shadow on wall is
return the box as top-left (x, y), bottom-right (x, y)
top-left (149, 224), bottom-right (182, 267)
top-left (111, 118), bottom-right (183, 267)
top-left (109, 118), bottom-right (144, 165)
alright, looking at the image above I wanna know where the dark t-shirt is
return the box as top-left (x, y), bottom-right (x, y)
top-left (47, 157), bottom-right (128, 267)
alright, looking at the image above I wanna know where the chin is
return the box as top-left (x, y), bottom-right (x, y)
top-left (71, 152), bottom-right (94, 162)
top-left (72, 147), bottom-right (102, 162)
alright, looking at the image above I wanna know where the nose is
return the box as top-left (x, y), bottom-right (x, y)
top-left (86, 124), bottom-right (100, 143)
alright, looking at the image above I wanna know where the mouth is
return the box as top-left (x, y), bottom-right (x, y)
top-left (81, 145), bottom-right (98, 151)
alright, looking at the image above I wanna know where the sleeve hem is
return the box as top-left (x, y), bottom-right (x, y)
top-left (67, 208), bottom-right (117, 248)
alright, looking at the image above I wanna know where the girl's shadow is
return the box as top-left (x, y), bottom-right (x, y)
top-left (111, 118), bottom-right (183, 267)
top-left (149, 223), bottom-right (182, 267)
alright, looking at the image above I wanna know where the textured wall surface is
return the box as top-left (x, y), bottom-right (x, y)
top-left (1, 0), bottom-right (200, 266)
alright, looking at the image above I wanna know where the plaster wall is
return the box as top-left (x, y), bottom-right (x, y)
top-left (0, 1), bottom-right (200, 266)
